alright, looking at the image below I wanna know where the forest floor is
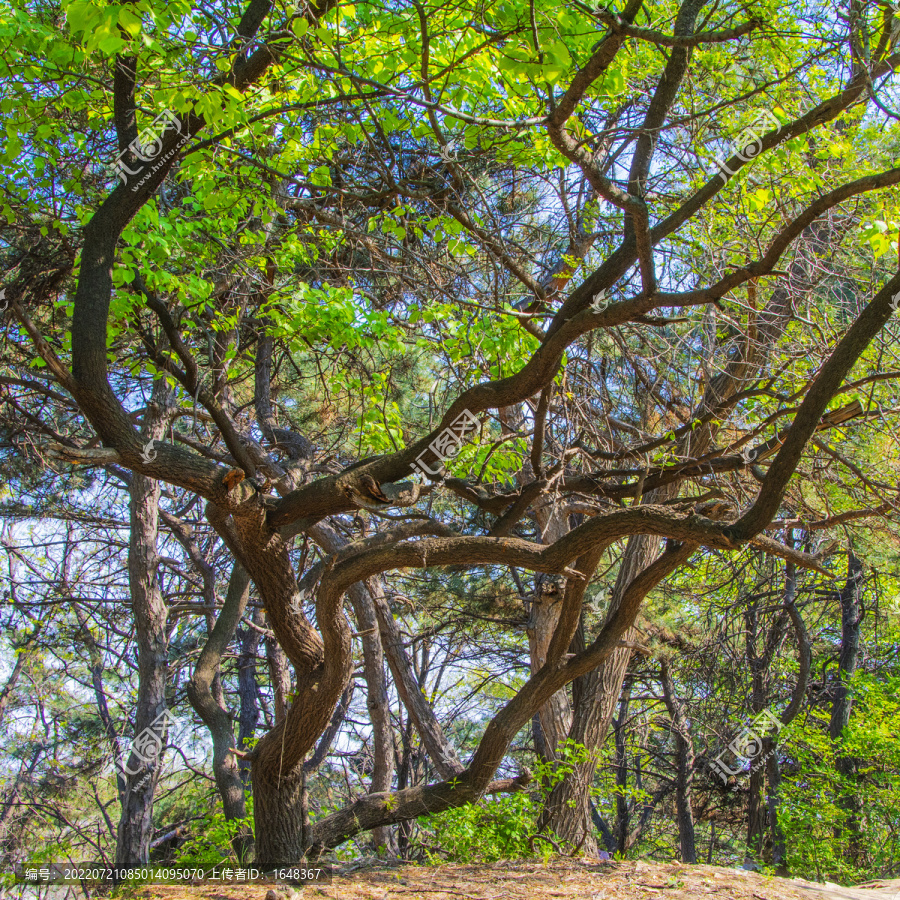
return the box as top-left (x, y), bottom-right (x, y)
top-left (128, 858), bottom-right (900, 900)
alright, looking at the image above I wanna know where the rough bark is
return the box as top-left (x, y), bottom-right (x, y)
top-left (308, 522), bottom-right (396, 853)
top-left (524, 477), bottom-right (574, 769)
top-left (116, 457), bottom-right (169, 866)
top-left (237, 607), bottom-right (264, 785)
top-left (828, 553), bottom-right (864, 866)
top-left (185, 562), bottom-right (252, 857)
top-left (527, 575), bottom-right (573, 761)
top-left (218, 506), bottom-right (353, 865)
top-left (660, 658), bottom-right (697, 863)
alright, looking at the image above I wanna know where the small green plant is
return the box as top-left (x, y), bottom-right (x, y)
top-left (174, 800), bottom-right (254, 869)
top-left (416, 791), bottom-right (538, 863)
top-left (530, 739), bottom-right (594, 790)
top-left (416, 740), bottom-right (607, 863)
top-left (778, 672), bottom-right (900, 882)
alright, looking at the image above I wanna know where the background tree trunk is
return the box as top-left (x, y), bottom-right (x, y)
top-left (660, 658), bottom-right (697, 863)
top-left (266, 634), bottom-right (291, 726)
top-left (352, 580), bottom-right (397, 855)
top-left (829, 553), bottom-right (864, 866)
top-left (116, 466), bottom-right (169, 866)
top-left (186, 562), bottom-right (252, 858)
top-left (237, 607), bottom-right (264, 786)
top-left (308, 522), bottom-right (398, 852)
top-left (539, 532), bottom-right (671, 854)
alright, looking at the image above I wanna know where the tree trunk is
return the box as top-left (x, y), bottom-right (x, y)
top-left (74, 598), bottom-right (128, 815)
top-left (221, 505), bottom-right (352, 867)
top-left (536, 533), bottom-right (694, 854)
top-left (307, 522), bottom-right (396, 852)
top-left (613, 680), bottom-right (632, 856)
top-left (746, 759), bottom-right (768, 863)
top-left (370, 586), bottom-right (463, 778)
top-left (502, 396), bottom-right (573, 776)
top-left (116, 465), bottom-right (169, 867)
top-left (766, 743), bottom-right (786, 872)
top-left (769, 571), bottom-right (811, 873)
top-left (540, 533), bottom-right (668, 855)
top-left (660, 659), bottom-right (697, 863)
top-left (266, 632), bottom-right (291, 725)
top-left (353, 580), bottom-right (397, 854)
top-left (829, 553), bottom-right (864, 866)
top-left (744, 587), bottom-right (782, 866)
top-left (525, 484), bottom-right (574, 769)
top-left (237, 607), bottom-right (264, 786)
top-left (254, 767), bottom-right (307, 864)
top-left (527, 574), bottom-right (573, 761)
top-left (185, 561), bottom-right (252, 858)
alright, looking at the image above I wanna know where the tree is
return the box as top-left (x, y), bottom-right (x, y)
top-left (2, 0), bottom-right (900, 865)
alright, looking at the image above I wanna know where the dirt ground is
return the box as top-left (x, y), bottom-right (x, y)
top-left (129, 859), bottom-right (900, 900)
